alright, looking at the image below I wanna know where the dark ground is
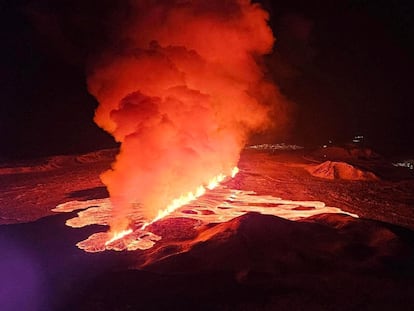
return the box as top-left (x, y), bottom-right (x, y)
top-left (1, 148), bottom-right (414, 310)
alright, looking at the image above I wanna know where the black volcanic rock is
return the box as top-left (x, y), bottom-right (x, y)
top-left (144, 213), bottom-right (414, 275)
top-left (65, 213), bottom-right (414, 311)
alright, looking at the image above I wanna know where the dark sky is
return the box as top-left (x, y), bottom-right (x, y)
top-left (1, 0), bottom-right (413, 159)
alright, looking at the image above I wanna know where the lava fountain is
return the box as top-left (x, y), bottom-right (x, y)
top-left (86, 0), bottom-right (290, 240)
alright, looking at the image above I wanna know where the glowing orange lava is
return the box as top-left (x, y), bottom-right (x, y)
top-left (231, 167), bottom-right (239, 178)
top-left (141, 167), bottom-right (238, 229)
top-left (105, 229), bottom-right (133, 245)
top-left (53, 164), bottom-right (359, 253)
top-left (104, 167), bottom-right (239, 243)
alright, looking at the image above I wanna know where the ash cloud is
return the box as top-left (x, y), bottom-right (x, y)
top-left (87, 0), bottom-right (291, 231)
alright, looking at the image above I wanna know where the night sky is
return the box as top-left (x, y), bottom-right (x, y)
top-left (1, 0), bottom-right (413, 159)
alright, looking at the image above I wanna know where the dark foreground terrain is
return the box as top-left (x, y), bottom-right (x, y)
top-left (1, 147), bottom-right (414, 310)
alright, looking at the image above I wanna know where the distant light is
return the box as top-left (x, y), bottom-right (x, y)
top-left (392, 160), bottom-right (414, 170)
top-left (246, 143), bottom-right (304, 151)
top-left (352, 135), bottom-right (364, 143)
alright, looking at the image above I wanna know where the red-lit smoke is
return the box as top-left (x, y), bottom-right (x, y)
top-left (87, 0), bottom-right (289, 232)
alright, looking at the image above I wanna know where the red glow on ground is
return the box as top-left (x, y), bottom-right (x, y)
top-left (54, 181), bottom-right (358, 253)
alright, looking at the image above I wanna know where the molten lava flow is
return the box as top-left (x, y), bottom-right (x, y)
top-left (105, 167), bottom-right (239, 243)
top-left (53, 182), bottom-right (359, 253)
top-left (231, 167), bottom-right (240, 178)
top-left (105, 229), bottom-right (133, 246)
top-left (141, 167), bottom-right (239, 229)
top-left (207, 174), bottom-right (226, 190)
top-left (86, 0), bottom-right (290, 236)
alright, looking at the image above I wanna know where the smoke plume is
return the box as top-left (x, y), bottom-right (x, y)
top-left (87, 0), bottom-right (289, 232)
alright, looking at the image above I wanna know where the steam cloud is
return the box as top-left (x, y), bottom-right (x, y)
top-left (87, 0), bottom-right (289, 232)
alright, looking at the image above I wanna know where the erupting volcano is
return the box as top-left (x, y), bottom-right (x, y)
top-left (86, 0), bottom-right (289, 239)
top-left (3, 0), bottom-right (414, 310)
